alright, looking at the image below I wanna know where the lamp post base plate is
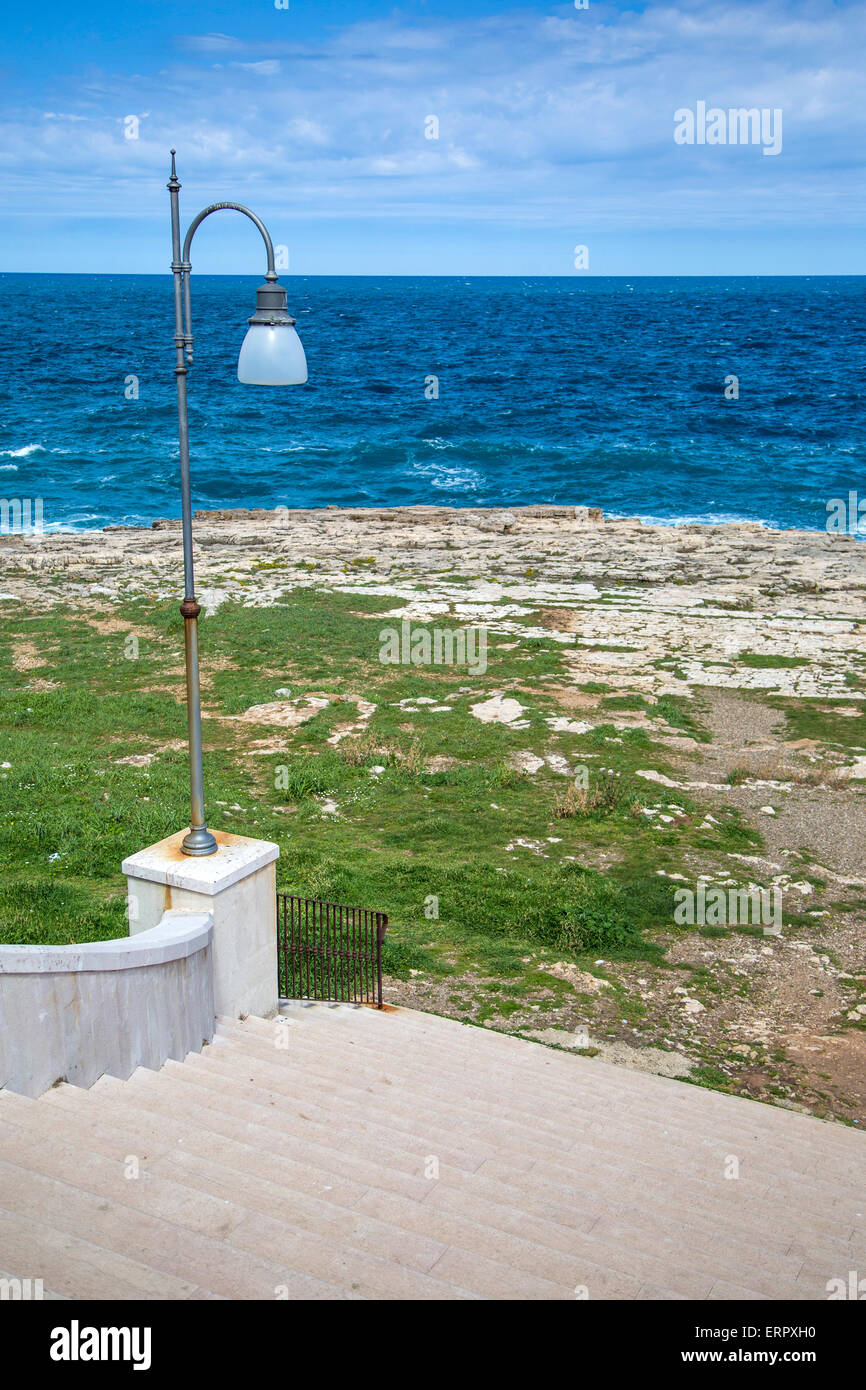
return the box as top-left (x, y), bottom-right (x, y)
top-left (181, 827), bottom-right (219, 857)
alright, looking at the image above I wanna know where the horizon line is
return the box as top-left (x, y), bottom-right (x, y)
top-left (1, 271), bottom-right (863, 280)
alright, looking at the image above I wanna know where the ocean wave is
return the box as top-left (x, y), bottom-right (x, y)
top-left (0, 443), bottom-right (44, 458)
top-left (260, 444), bottom-right (332, 454)
top-left (42, 514), bottom-right (103, 531)
top-left (632, 511), bottom-right (773, 529)
top-left (410, 459), bottom-right (481, 493)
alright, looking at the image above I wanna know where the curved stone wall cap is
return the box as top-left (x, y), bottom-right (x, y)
top-left (121, 829), bottom-right (279, 894)
top-left (0, 910), bottom-right (213, 975)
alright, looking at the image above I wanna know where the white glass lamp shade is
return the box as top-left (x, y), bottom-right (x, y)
top-left (237, 323), bottom-right (307, 385)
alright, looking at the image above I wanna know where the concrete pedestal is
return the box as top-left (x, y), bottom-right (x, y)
top-left (122, 830), bottom-right (280, 1019)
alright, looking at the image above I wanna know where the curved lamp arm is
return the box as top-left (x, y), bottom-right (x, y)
top-left (180, 202), bottom-right (280, 364)
top-left (182, 202), bottom-right (278, 278)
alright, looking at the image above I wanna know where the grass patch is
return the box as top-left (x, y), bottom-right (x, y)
top-left (0, 594), bottom-right (751, 986)
top-left (601, 694), bottom-right (648, 712)
top-left (770, 698), bottom-right (866, 750)
top-left (738, 652), bottom-right (810, 669)
top-left (655, 694), bottom-right (711, 742)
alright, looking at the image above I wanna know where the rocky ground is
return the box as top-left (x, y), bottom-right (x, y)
top-left (2, 504), bottom-right (865, 1122)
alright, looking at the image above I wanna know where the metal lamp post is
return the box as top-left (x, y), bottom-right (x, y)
top-left (167, 149), bottom-right (307, 856)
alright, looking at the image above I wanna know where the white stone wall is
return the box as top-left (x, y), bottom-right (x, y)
top-left (139, 862), bottom-right (277, 1019)
top-left (0, 911), bottom-right (214, 1098)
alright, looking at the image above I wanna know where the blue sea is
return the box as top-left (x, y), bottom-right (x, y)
top-left (0, 275), bottom-right (863, 533)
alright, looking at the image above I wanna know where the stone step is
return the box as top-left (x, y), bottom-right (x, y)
top-left (213, 1018), bottom-right (864, 1186)
top-left (475, 1149), bottom-right (859, 1252)
top-left (53, 1042), bottom-right (861, 1266)
top-left (0, 1209), bottom-right (196, 1300)
top-left (80, 1084), bottom-right (767, 1299)
top-left (19, 1067), bottom-right (829, 1286)
top-left (159, 1039), bottom-right (861, 1245)
top-left (264, 1009), bottom-right (866, 1168)
top-left (261, 1009), bottom-right (866, 1167)
top-left (1, 1004), bottom-right (863, 1300)
top-left (0, 1090), bottom-right (463, 1286)
top-left (35, 1079), bottom-right (436, 1206)
top-left (0, 1153), bottom-right (354, 1301)
top-left (184, 1038), bottom-right (862, 1234)
top-left (0, 1104), bottom-right (483, 1300)
top-left (203, 1026), bottom-right (865, 1230)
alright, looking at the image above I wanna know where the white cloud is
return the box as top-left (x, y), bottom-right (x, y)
top-left (231, 60), bottom-right (281, 76)
top-left (3, 0), bottom-right (866, 240)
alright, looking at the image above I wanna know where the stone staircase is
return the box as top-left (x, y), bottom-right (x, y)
top-left (0, 1003), bottom-right (863, 1300)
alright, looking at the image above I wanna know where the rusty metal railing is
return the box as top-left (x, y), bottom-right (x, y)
top-left (277, 894), bottom-right (388, 1009)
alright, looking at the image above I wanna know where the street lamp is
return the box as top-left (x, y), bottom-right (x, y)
top-left (167, 149), bottom-right (307, 856)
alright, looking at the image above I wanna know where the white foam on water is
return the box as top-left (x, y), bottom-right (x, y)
top-left (0, 443), bottom-right (45, 458)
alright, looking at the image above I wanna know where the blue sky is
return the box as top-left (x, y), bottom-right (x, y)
top-left (1, 0), bottom-right (864, 274)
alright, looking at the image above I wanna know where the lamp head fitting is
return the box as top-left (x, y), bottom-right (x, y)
top-left (247, 280), bottom-right (295, 327)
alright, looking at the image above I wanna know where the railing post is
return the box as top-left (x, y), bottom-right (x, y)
top-left (376, 915), bottom-right (388, 1009)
